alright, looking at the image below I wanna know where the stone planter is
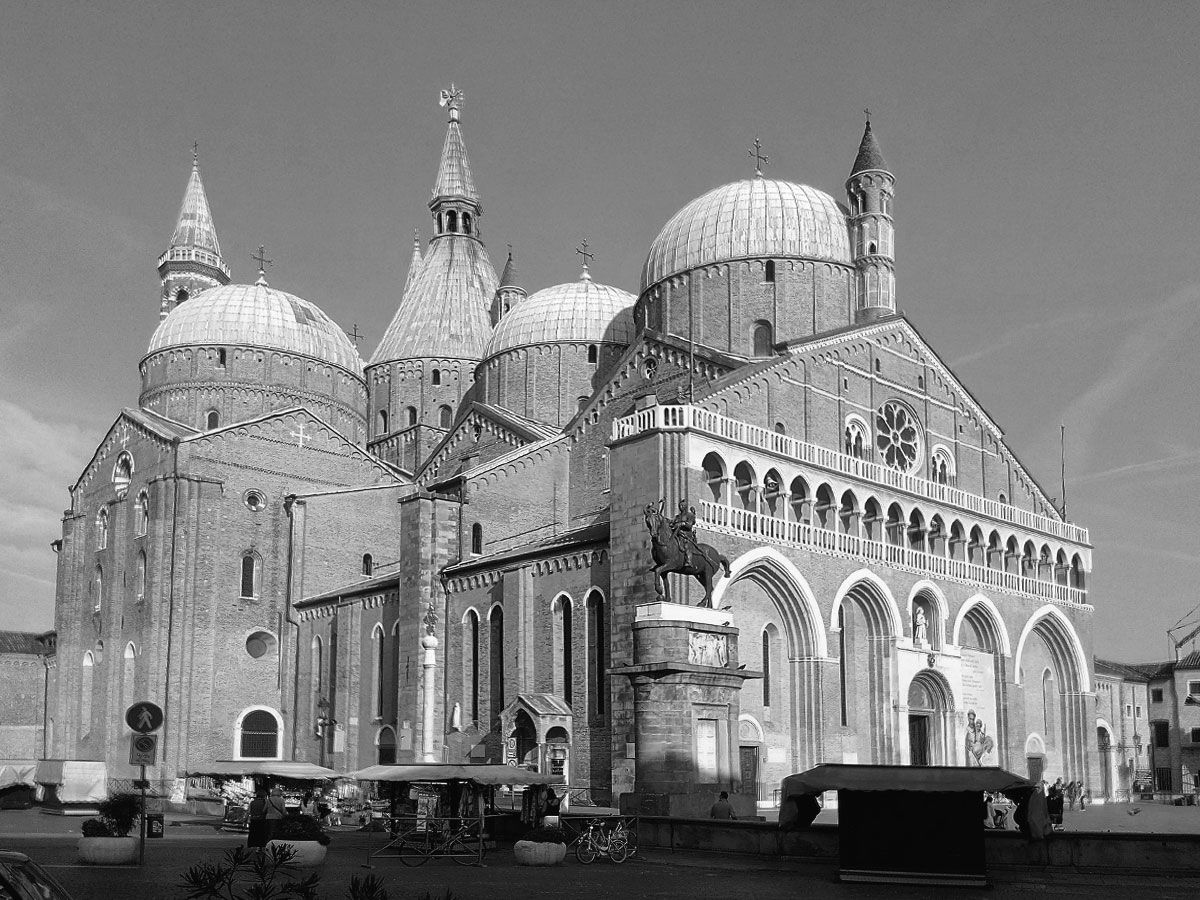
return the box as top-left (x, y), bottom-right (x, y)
top-left (78, 836), bottom-right (138, 865)
top-left (514, 840), bottom-right (567, 866)
top-left (266, 839), bottom-right (327, 868)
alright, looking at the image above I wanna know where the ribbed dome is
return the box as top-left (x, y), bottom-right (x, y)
top-left (642, 178), bottom-right (852, 291)
top-left (483, 274), bottom-right (636, 360)
top-left (147, 282), bottom-right (363, 374)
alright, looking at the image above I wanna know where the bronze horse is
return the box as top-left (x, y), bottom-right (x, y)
top-left (644, 501), bottom-right (731, 607)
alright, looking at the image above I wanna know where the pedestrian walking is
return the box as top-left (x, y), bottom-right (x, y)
top-left (264, 785), bottom-right (288, 840)
top-left (1047, 778), bottom-right (1065, 830)
top-left (1065, 779), bottom-right (1080, 811)
top-left (246, 789), bottom-right (269, 850)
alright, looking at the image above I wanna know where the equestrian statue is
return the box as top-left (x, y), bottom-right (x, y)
top-left (644, 499), bottom-right (731, 607)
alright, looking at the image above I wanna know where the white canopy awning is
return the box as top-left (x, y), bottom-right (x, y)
top-left (349, 764), bottom-right (557, 786)
top-left (189, 760), bottom-right (340, 780)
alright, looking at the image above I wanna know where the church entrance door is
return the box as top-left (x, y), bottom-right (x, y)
top-left (908, 715), bottom-right (931, 766)
top-left (739, 746), bottom-right (759, 798)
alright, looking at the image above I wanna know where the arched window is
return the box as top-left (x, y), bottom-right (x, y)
top-left (240, 554), bottom-right (258, 598)
top-left (587, 344), bottom-right (598, 364)
top-left (310, 636), bottom-right (323, 731)
top-left (135, 551), bottom-right (146, 600)
top-left (113, 453), bottom-right (133, 496)
top-left (437, 213), bottom-right (444, 232)
top-left (438, 405), bottom-right (452, 428)
top-left (465, 610), bottom-right (480, 723)
top-left (789, 476), bottom-right (810, 523)
top-left (844, 417), bottom-right (868, 459)
top-left (586, 592), bottom-right (606, 717)
top-left (432, 369), bottom-right (442, 386)
top-left (553, 596), bottom-right (574, 705)
top-left (462, 212), bottom-right (472, 235)
top-left (734, 461), bottom-right (756, 511)
top-left (362, 553), bottom-right (373, 576)
top-left (377, 410), bottom-right (388, 434)
top-left (372, 624), bottom-right (385, 719)
top-left (702, 452), bottom-right (726, 503)
top-left (447, 211), bottom-right (458, 233)
top-left (931, 446), bottom-right (954, 485)
top-left (774, 422), bottom-right (785, 434)
top-left (406, 406), bottom-right (417, 427)
top-left (93, 566), bottom-right (103, 613)
top-left (96, 509), bottom-right (109, 550)
top-left (489, 607), bottom-right (505, 717)
top-left (176, 289), bottom-right (189, 305)
top-left (81, 652), bottom-right (94, 740)
top-left (752, 321), bottom-right (773, 357)
top-left (238, 709), bottom-right (280, 759)
top-left (207, 409), bottom-right (221, 430)
top-left (764, 260), bottom-right (776, 283)
top-left (123, 642), bottom-right (136, 713)
top-left (217, 348), bottom-right (227, 368)
top-left (135, 491), bottom-right (149, 536)
top-left (377, 726), bottom-right (397, 764)
top-left (762, 627), bottom-right (774, 707)
top-left (471, 523), bottom-right (483, 555)
top-left (1042, 669), bottom-right (1056, 737)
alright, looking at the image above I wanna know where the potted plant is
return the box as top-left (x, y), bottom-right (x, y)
top-left (266, 814), bottom-right (331, 868)
top-left (514, 825), bottom-right (567, 866)
top-left (78, 792), bottom-right (141, 864)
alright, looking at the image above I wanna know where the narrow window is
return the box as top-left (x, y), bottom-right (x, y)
top-left (406, 406), bottom-right (417, 427)
top-left (489, 608), bottom-right (505, 716)
top-left (561, 599), bottom-right (573, 705)
top-left (362, 553), bottom-right (373, 576)
top-left (96, 509), bottom-right (109, 550)
top-left (869, 242), bottom-right (877, 255)
top-left (240, 554), bottom-right (257, 598)
top-left (206, 410), bottom-right (220, 430)
top-left (437, 213), bottom-right (443, 232)
top-left (471, 523), bottom-right (483, 555)
top-left (838, 605), bottom-right (847, 725)
top-left (176, 289), bottom-right (189, 305)
top-left (447, 211), bottom-right (458, 233)
top-left (135, 551), bottom-right (146, 600)
top-left (469, 611), bottom-right (480, 722)
top-left (438, 405), bottom-right (452, 428)
top-left (462, 213), bottom-right (472, 234)
top-left (874, 358), bottom-right (881, 373)
top-left (135, 491), bottom-right (149, 536)
top-left (217, 349), bottom-right (227, 368)
top-left (93, 566), bottom-right (103, 613)
top-left (764, 260), bottom-right (775, 282)
top-left (752, 321), bottom-right (773, 357)
top-left (762, 629), bottom-right (772, 707)
top-left (587, 593), bottom-right (606, 716)
top-left (373, 625), bottom-right (385, 719)
top-left (587, 344), bottom-right (598, 364)
top-left (377, 409), bottom-right (388, 434)
top-left (432, 369), bottom-right (442, 386)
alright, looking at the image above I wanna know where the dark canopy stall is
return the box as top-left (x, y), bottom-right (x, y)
top-left (780, 764), bottom-right (1030, 886)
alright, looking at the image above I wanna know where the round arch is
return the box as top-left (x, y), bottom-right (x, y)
top-left (952, 594), bottom-right (1013, 657)
top-left (233, 705), bottom-right (284, 760)
top-left (1013, 605), bottom-right (1090, 691)
top-left (737, 713), bottom-right (766, 744)
top-left (712, 547), bottom-right (828, 658)
top-left (907, 580), bottom-right (948, 643)
top-left (830, 569), bottom-right (904, 639)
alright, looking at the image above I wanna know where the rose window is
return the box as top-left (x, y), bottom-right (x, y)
top-left (875, 401), bottom-right (922, 472)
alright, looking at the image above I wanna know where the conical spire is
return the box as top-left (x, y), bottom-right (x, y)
top-left (498, 246), bottom-right (519, 289)
top-left (403, 229), bottom-right (424, 296)
top-left (170, 146), bottom-right (223, 256)
top-left (850, 115), bottom-right (889, 177)
top-left (431, 85), bottom-right (479, 205)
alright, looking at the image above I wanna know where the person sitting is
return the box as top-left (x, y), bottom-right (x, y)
top-left (709, 791), bottom-right (737, 820)
top-left (542, 788), bottom-right (562, 827)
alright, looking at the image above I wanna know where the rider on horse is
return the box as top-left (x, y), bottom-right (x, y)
top-left (669, 500), bottom-right (702, 569)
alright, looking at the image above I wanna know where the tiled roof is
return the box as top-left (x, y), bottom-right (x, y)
top-left (403, 231), bottom-right (423, 297)
top-left (498, 250), bottom-right (519, 289)
top-left (850, 120), bottom-right (889, 177)
top-left (432, 119), bottom-right (478, 204)
top-left (370, 236), bottom-right (497, 364)
top-left (483, 273), bottom-right (635, 359)
top-left (147, 282), bottom-right (363, 374)
top-left (642, 178), bottom-right (851, 291)
top-left (0, 632), bottom-right (49, 654)
top-left (170, 158), bottom-right (222, 256)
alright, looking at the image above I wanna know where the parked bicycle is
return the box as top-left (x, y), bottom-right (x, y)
top-left (575, 818), bottom-right (628, 864)
top-left (383, 817), bottom-right (486, 867)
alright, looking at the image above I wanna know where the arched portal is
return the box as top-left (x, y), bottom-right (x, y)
top-left (907, 670), bottom-right (954, 766)
top-left (1014, 607), bottom-right (1089, 781)
top-left (833, 572), bottom-right (901, 763)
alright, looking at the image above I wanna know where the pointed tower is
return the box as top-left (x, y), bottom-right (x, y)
top-left (367, 86), bottom-right (499, 472)
top-left (491, 247), bottom-right (526, 326)
top-left (156, 147), bottom-right (231, 319)
top-left (403, 229), bottom-right (424, 297)
top-left (846, 115), bottom-right (895, 322)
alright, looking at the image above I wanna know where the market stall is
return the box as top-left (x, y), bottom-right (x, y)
top-left (779, 764), bottom-right (1030, 886)
top-left (187, 760), bottom-right (341, 830)
top-left (34, 760), bottom-right (107, 813)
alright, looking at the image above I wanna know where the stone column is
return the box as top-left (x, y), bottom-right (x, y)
top-left (420, 604), bottom-right (439, 763)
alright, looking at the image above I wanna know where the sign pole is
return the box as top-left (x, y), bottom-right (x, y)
top-left (139, 763), bottom-right (146, 866)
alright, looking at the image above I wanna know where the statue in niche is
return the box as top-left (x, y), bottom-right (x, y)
top-left (688, 631), bottom-right (728, 667)
top-left (644, 499), bottom-right (731, 606)
top-left (913, 606), bottom-right (928, 645)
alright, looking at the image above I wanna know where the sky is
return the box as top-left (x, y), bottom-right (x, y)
top-left (1, 0), bottom-right (1197, 661)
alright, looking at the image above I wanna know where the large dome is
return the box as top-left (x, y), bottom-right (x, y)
top-left (641, 178), bottom-right (852, 291)
top-left (147, 281), bottom-right (363, 374)
top-left (483, 273), bottom-right (636, 360)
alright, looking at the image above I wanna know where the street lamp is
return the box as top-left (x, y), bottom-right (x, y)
top-left (315, 697), bottom-right (337, 768)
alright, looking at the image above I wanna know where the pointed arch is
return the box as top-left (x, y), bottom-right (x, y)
top-left (1013, 605), bottom-right (1090, 691)
top-left (712, 547), bottom-right (828, 658)
top-left (830, 569), bottom-right (903, 638)
top-left (952, 594), bottom-right (1013, 656)
top-left (907, 580), bottom-right (947, 648)
top-left (371, 623), bottom-right (385, 719)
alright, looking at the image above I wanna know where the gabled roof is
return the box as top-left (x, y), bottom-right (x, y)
top-left (417, 401), bottom-right (560, 484)
top-left (0, 632), bottom-right (50, 655)
top-left (296, 571), bottom-right (400, 609)
top-left (72, 408), bottom-right (192, 497)
top-left (442, 521), bottom-right (608, 577)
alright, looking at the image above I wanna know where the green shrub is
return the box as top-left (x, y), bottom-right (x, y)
top-left (97, 793), bottom-right (141, 837)
top-left (521, 826), bottom-right (566, 844)
top-left (273, 815), bottom-right (331, 846)
top-left (81, 818), bottom-right (114, 837)
top-left (180, 845), bottom-right (320, 900)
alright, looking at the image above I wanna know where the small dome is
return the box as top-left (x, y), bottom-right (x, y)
top-left (642, 178), bottom-right (852, 291)
top-left (483, 274), bottom-right (636, 360)
top-left (147, 282), bottom-right (362, 374)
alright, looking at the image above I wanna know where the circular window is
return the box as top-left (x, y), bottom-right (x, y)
top-left (245, 631), bottom-right (277, 659)
top-left (875, 400), bottom-right (922, 472)
top-left (244, 490), bottom-right (267, 512)
top-left (643, 358), bottom-right (658, 380)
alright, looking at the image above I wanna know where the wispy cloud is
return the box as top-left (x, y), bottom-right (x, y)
top-left (1073, 451), bottom-right (1200, 486)
top-left (0, 398), bottom-right (96, 630)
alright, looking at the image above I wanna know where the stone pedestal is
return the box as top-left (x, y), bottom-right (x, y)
top-left (612, 601), bottom-right (761, 818)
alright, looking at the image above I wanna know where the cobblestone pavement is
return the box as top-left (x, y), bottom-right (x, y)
top-left (0, 810), bottom-right (1194, 900)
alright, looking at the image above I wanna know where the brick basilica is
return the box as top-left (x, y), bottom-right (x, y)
top-left (46, 88), bottom-right (1099, 812)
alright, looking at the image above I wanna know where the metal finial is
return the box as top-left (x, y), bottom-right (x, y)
top-left (864, 108), bottom-right (872, 126)
top-left (439, 84), bottom-right (464, 123)
top-left (252, 244), bottom-right (273, 285)
top-left (346, 323), bottom-right (363, 348)
top-left (749, 137), bottom-right (769, 177)
top-left (192, 141), bottom-right (199, 167)
top-left (424, 602), bottom-right (438, 636)
top-left (576, 239), bottom-right (594, 280)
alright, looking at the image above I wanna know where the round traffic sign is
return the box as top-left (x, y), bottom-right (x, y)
top-left (125, 701), bottom-right (164, 734)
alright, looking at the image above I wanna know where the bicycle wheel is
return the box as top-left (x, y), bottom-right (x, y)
top-left (396, 837), bottom-right (432, 867)
top-left (608, 839), bottom-right (629, 864)
top-left (575, 835), bottom-right (598, 864)
top-left (448, 835), bottom-right (485, 867)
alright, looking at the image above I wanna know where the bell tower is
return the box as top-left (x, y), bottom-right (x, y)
top-left (157, 146), bottom-right (230, 319)
top-left (846, 115), bottom-right (895, 322)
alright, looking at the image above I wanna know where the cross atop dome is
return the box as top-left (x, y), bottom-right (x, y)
top-left (749, 137), bottom-right (769, 178)
top-left (252, 244), bottom-right (272, 286)
top-left (576, 239), bottom-right (594, 281)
